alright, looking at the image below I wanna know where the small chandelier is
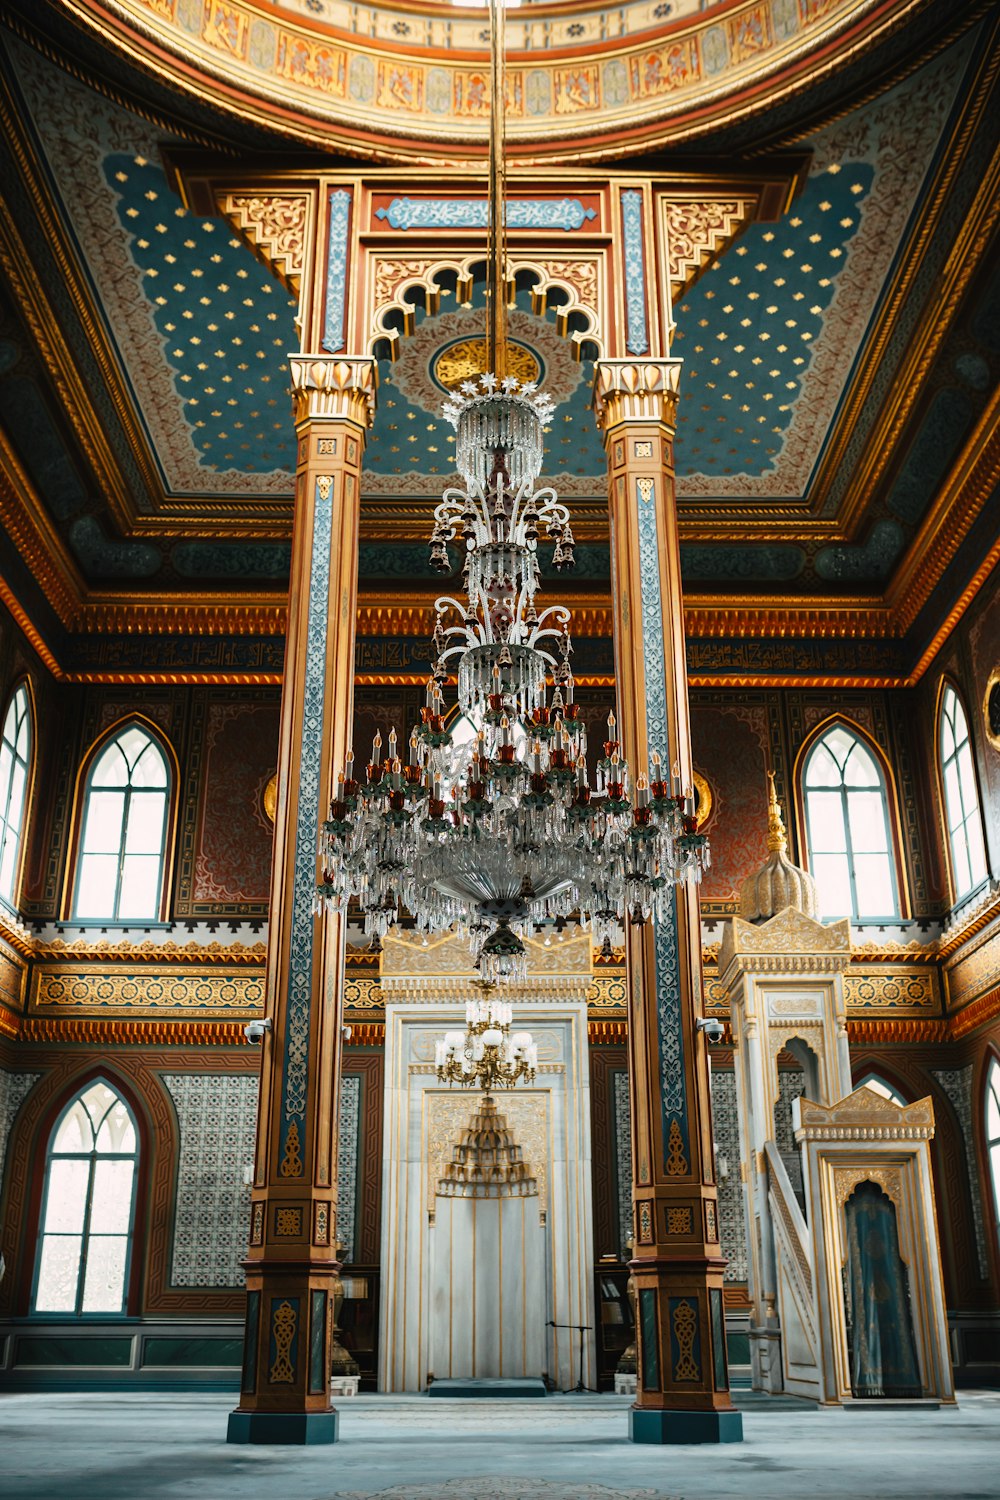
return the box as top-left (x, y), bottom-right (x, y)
top-left (313, 0), bottom-right (710, 980)
top-left (435, 984), bottom-right (537, 1092)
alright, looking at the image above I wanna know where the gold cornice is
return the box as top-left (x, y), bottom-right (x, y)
top-left (0, 432), bottom-right (83, 627)
top-left (810, 37), bottom-right (1000, 535)
top-left (886, 387), bottom-right (1000, 631)
top-left (0, 75), bottom-right (166, 529)
top-left (12, 1016), bottom-right (252, 1045)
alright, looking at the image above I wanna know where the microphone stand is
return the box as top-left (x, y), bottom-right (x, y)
top-left (546, 1320), bottom-right (596, 1393)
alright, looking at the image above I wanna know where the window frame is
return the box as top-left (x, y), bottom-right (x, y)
top-left (797, 717), bottom-right (902, 923)
top-left (0, 678), bottom-right (35, 909)
top-left (937, 678), bottom-right (990, 907)
top-left (30, 1077), bottom-right (140, 1320)
top-left (67, 718), bottom-right (175, 923)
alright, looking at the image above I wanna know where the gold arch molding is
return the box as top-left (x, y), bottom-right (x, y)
top-left (60, 0), bottom-right (925, 161)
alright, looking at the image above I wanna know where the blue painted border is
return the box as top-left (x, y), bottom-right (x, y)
top-left (635, 477), bottom-right (689, 1169)
top-left (375, 197), bottom-right (596, 232)
top-left (621, 191), bottom-right (649, 357)
top-left (324, 189), bottom-right (352, 354)
top-left (278, 479), bottom-right (333, 1160)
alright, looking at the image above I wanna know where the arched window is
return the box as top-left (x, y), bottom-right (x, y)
top-left (856, 1072), bottom-right (907, 1105)
top-left (73, 723), bottom-right (170, 920)
top-left (939, 683), bottom-right (988, 902)
top-left (0, 682), bottom-right (33, 906)
top-left (802, 722), bottom-right (899, 921)
top-left (987, 1058), bottom-right (1000, 1256)
top-left (33, 1079), bottom-right (139, 1315)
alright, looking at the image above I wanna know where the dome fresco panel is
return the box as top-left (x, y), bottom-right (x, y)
top-left (0, 1), bottom-right (991, 626)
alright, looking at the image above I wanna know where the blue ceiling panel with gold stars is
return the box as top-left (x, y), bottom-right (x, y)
top-left (673, 162), bottom-right (875, 482)
top-left (104, 153), bottom-right (298, 475)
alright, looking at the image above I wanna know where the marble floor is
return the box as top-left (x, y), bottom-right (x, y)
top-left (2, 1390), bottom-right (998, 1500)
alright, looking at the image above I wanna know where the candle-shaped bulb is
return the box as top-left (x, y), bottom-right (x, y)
top-left (409, 727), bottom-right (419, 766)
top-left (608, 710), bottom-right (617, 734)
top-left (372, 730), bottom-right (382, 760)
top-left (388, 727), bottom-right (398, 760)
top-left (345, 749), bottom-right (354, 780)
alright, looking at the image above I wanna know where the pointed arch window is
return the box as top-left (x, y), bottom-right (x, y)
top-left (73, 723), bottom-right (170, 920)
top-left (0, 683), bottom-right (33, 905)
top-left (802, 723), bottom-right (899, 921)
top-left (33, 1080), bottom-right (139, 1315)
top-left (987, 1059), bottom-right (1000, 1257)
top-left (939, 684), bottom-right (988, 902)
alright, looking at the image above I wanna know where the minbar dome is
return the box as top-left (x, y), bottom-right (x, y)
top-left (739, 772), bottom-right (818, 923)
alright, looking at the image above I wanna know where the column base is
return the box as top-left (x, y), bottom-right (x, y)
top-left (629, 1407), bottom-right (743, 1445)
top-left (227, 1410), bottom-right (339, 1445)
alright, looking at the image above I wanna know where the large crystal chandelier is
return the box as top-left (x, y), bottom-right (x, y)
top-left (435, 983), bottom-right (537, 1091)
top-left (314, 0), bottom-right (710, 984)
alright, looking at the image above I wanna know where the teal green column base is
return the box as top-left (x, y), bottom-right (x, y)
top-left (227, 1410), bottom-right (339, 1445)
top-left (630, 1407), bottom-right (743, 1444)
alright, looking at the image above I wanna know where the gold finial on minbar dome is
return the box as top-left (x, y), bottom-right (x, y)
top-left (766, 770), bottom-right (788, 854)
top-left (739, 771), bottom-right (817, 923)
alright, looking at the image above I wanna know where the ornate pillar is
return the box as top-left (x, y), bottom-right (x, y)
top-left (228, 354), bottom-right (376, 1445)
top-left (593, 359), bottom-right (742, 1444)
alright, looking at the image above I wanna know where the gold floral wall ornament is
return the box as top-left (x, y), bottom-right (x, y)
top-left (985, 670), bottom-right (1000, 752)
top-left (262, 773), bottom-right (278, 824)
top-left (692, 771), bottom-right (713, 830)
top-left (433, 338), bottom-right (541, 392)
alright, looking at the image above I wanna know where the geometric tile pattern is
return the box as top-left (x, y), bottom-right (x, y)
top-left (611, 1070), bottom-right (633, 1256)
top-left (708, 1068), bottom-right (748, 1284)
top-left (161, 1073), bottom-right (259, 1288)
top-left (337, 1074), bottom-right (361, 1263)
top-left (772, 1069), bottom-right (807, 1157)
top-left (931, 1065), bottom-right (990, 1280)
top-left (0, 1069), bottom-right (40, 1183)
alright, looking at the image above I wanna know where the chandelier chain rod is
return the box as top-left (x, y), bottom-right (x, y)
top-left (487, 0), bottom-right (507, 382)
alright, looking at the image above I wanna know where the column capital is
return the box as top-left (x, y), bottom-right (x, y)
top-left (592, 359), bottom-right (682, 431)
top-left (288, 354), bottom-right (378, 427)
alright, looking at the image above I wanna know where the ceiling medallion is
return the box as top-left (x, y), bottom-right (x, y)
top-left (434, 338), bottom-right (541, 393)
top-left (314, 0), bottom-right (711, 987)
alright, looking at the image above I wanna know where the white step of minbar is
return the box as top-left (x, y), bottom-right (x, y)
top-left (331, 1376), bottom-right (360, 1396)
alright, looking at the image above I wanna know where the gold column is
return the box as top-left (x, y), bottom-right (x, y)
top-left (228, 355), bottom-right (376, 1445)
top-left (594, 358), bottom-right (742, 1444)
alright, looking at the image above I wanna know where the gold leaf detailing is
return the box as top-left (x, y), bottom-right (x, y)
top-left (269, 1299), bottom-right (297, 1384)
top-left (222, 192), bottom-right (308, 294)
top-left (280, 1121), bottom-right (303, 1178)
top-left (671, 1297), bottom-right (700, 1382)
top-left (666, 1206), bottom-right (693, 1235)
top-left (666, 1117), bottom-right (688, 1175)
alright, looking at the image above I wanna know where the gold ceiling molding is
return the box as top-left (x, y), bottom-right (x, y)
top-left (11, 1015), bottom-right (252, 1045)
top-left (660, 196), bottom-right (761, 305)
top-left (887, 389), bottom-right (1000, 634)
top-left (809, 44), bottom-right (1000, 535)
top-left (220, 189), bottom-right (315, 297)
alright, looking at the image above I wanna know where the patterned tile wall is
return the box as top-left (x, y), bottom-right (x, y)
top-left (337, 1074), bottom-right (361, 1263)
top-left (611, 1070), bottom-right (632, 1256)
top-left (161, 1073), bottom-right (259, 1288)
top-left (0, 1069), bottom-right (40, 1183)
top-left (708, 1068), bottom-right (748, 1284)
top-left (162, 1069), bottom-right (365, 1286)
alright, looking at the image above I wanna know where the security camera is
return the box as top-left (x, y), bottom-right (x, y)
top-left (244, 1017), bottom-right (272, 1045)
top-left (696, 1016), bottom-right (725, 1043)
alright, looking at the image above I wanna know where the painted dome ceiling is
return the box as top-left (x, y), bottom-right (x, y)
top-left (5, 0), bottom-right (953, 158)
top-left (0, 0), bottom-right (995, 687)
